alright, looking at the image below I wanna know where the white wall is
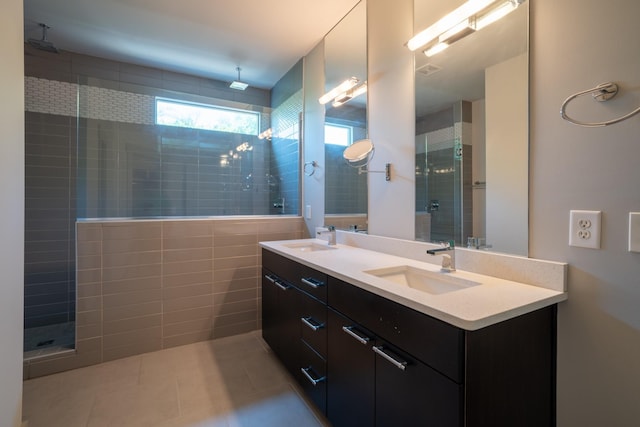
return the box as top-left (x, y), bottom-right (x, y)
top-left (530, 0), bottom-right (640, 424)
top-left (486, 53), bottom-right (529, 256)
top-left (366, 0), bottom-right (415, 239)
top-left (0, 0), bottom-right (24, 426)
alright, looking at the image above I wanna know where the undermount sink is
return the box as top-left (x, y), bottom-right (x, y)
top-left (283, 242), bottom-right (337, 252)
top-left (364, 265), bottom-right (480, 295)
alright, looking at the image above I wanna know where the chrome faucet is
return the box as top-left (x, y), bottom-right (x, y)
top-left (317, 225), bottom-right (337, 246)
top-left (326, 226), bottom-right (336, 246)
top-left (427, 240), bottom-right (456, 272)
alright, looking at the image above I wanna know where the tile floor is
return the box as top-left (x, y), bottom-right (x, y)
top-left (22, 331), bottom-right (330, 427)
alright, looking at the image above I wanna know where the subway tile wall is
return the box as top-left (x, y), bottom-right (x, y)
top-left (24, 111), bottom-right (76, 329)
top-left (415, 120), bottom-right (473, 245)
top-left (269, 60), bottom-right (303, 216)
top-left (23, 44), bottom-right (283, 338)
top-left (24, 217), bottom-right (307, 379)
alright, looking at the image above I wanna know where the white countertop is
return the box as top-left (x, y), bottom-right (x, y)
top-left (260, 238), bottom-right (568, 331)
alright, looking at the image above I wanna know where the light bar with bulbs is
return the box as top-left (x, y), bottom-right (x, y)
top-left (408, 0), bottom-right (525, 56)
top-left (319, 77), bottom-right (359, 105)
top-left (331, 82), bottom-right (368, 108)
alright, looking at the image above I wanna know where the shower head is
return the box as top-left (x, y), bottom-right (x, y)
top-left (28, 23), bottom-right (59, 54)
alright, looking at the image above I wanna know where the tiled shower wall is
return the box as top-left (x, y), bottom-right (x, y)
top-left (24, 112), bottom-right (77, 328)
top-left (269, 60), bottom-right (303, 215)
top-left (415, 101), bottom-right (473, 244)
top-left (325, 105), bottom-right (368, 215)
top-left (23, 45), bottom-right (278, 335)
top-left (23, 217), bottom-right (307, 379)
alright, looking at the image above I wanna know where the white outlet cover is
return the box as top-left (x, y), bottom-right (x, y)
top-left (629, 212), bottom-right (640, 253)
top-left (569, 210), bottom-right (601, 249)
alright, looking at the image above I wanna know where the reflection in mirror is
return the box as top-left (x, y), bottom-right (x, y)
top-left (323, 1), bottom-right (368, 232)
top-left (413, 0), bottom-right (529, 256)
top-left (343, 138), bottom-right (374, 164)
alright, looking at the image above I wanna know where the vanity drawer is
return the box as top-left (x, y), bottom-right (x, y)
top-left (297, 263), bottom-right (328, 302)
top-left (262, 249), bottom-right (328, 302)
top-left (300, 294), bottom-right (327, 358)
top-left (328, 276), bottom-right (464, 383)
top-left (298, 340), bottom-right (327, 414)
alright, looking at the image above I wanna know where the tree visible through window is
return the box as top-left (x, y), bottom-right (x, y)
top-left (156, 98), bottom-right (260, 135)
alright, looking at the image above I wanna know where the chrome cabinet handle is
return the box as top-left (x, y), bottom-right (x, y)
top-left (300, 367), bottom-right (326, 386)
top-left (342, 326), bottom-right (371, 345)
top-left (373, 346), bottom-right (407, 371)
top-left (301, 317), bottom-right (324, 331)
top-left (301, 277), bottom-right (325, 289)
top-left (264, 274), bottom-right (289, 291)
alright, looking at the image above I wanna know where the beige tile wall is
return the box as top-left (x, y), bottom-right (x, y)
top-left (24, 217), bottom-right (307, 379)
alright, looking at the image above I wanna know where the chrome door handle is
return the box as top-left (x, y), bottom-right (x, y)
top-left (301, 277), bottom-right (325, 289)
top-left (342, 326), bottom-right (371, 345)
top-left (373, 346), bottom-right (407, 371)
top-left (301, 317), bottom-right (324, 331)
top-left (300, 367), bottom-right (326, 386)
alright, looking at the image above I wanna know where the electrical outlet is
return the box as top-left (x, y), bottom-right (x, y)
top-left (569, 210), bottom-right (601, 249)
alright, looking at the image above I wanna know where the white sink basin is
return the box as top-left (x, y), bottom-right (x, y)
top-left (283, 242), bottom-right (337, 252)
top-left (364, 265), bottom-right (480, 295)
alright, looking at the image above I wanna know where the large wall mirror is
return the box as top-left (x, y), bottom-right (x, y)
top-left (323, 1), bottom-right (368, 231)
top-left (413, 0), bottom-right (529, 256)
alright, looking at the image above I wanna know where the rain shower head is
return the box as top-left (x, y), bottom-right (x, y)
top-left (28, 23), bottom-right (59, 54)
top-left (230, 67), bottom-right (248, 90)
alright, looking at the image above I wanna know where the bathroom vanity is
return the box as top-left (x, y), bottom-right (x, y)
top-left (260, 238), bottom-right (566, 426)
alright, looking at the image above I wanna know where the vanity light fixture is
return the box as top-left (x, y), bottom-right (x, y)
top-left (331, 82), bottom-right (368, 108)
top-left (230, 67), bottom-right (249, 90)
top-left (475, 0), bottom-right (519, 30)
top-left (319, 77), bottom-right (359, 105)
top-left (424, 42), bottom-right (450, 57)
top-left (408, 0), bottom-right (525, 54)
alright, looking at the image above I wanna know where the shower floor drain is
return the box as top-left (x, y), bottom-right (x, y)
top-left (36, 339), bottom-right (55, 347)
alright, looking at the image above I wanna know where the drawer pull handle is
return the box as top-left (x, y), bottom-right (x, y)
top-left (265, 274), bottom-right (289, 291)
top-left (373, 346), bottom-right (407, 371)
top-left (300, 367), bottom-right (326, 386)
top-left (301, 317), bottom-right (324, 331)
top-left (301, 277), bottom-right (325, 289)
top-left (274, 280), bottom-right (290, 291)
top-left (342, 326), bottom-right (371, 345)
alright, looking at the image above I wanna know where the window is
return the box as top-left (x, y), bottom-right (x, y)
top-left (324, 123), bottom-right (352, 146)
top-left (156, 98), bottom-right (260, 135)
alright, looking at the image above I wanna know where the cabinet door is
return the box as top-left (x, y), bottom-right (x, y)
top-left (261, 270), bottom-right (301, 376)
top-left (327, 309), bottom-right (375, 427)
top-left (374, 340), bottom-right (463, 427)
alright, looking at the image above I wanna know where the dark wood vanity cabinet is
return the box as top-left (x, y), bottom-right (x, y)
top-left (261, 249), bottom-right (328, 413)
top-left (262, 249), bottom-right (557, 427)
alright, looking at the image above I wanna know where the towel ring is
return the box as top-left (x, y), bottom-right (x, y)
top-left (560, 82), bottom-right (640, 127)
top-left (304, 161), bottom-right (318, 176)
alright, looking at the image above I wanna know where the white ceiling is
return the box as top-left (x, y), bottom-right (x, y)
top-left (23, 0), bottom-right (360, 89)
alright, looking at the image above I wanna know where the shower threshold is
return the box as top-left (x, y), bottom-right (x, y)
top-left (24, 321), bottom-right (75, 360)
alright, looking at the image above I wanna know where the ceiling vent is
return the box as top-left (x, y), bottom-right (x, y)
top-left (416, 63), bottom-right (443, 77)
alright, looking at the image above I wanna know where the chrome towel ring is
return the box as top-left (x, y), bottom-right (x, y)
top-left (304, 161), bottom-right (318, 176)
top-left (560, 82), bottom-right (640, 127)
